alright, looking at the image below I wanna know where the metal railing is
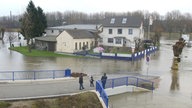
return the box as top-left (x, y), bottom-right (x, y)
top-left (96, 80), bottom-right (108, 108)
top-left (96, 76), bottom-right (154, 108)
top-left (105, 76), bottom-right (154, 90)
top-left (0, 69), bottom-right (71, 81)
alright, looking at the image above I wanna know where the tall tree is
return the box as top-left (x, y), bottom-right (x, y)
top-left (20, 0), bottom-right (47, 52)
top-left (37, 7), bottom-right (47, 36)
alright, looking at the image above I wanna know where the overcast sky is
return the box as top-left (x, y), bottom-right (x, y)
top-left (0, 0), bottom-right (191, 16)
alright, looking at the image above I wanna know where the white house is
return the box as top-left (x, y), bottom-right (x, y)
top-left (99, 16), bottom-right (144, 48)
top-left (56, 30), bottom-right (96, 53)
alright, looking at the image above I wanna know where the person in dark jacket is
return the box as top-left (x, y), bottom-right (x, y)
top-left (101, 73), bottom-right (107, 89)
top-left (79, 73), bottom-right (84, 90)
top-left (90, 76), bottom-right (94, 87)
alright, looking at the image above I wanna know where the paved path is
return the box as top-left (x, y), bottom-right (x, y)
top-left (0, 76), bottom-right (101, 100)
top-left (0, 74), bottom-right (158, 100)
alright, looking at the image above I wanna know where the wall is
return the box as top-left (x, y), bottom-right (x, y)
top-left (105, 85), bottom-right (150, 96)
top-left (56, 31), bottom-right (95, 53)
top-left (56, 31), bottom-right (74, 53)
top-left (45, 29), bottom-right (61, 36)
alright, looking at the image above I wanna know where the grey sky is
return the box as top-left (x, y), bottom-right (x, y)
top-left (0, 0), bottom-right (191, 16)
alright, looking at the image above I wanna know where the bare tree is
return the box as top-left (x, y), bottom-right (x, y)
top-left (0, 27), bottom-right (5, 43)
top-left (6, 29), bottom-right (17, 47)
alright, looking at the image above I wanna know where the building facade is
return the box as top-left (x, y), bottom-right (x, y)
top-left (56, 30), bottom-right (95, 53)
top-left (99, 16), bottom-right (144, 48)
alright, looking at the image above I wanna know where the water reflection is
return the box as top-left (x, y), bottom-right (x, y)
top-left (109, 40), bottom-right (192, 108)
top-left (170, 58), bottom-right (180, 91)
top-left (0, 40), bottom-right (144, 79)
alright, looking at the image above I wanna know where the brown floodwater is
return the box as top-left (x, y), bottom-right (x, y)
top-left (0, 38), bottom-right (192, 108)
top-left (109, 40), bottom-right (192, 108)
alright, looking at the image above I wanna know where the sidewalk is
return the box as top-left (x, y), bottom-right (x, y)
top-left (0, 74), bottom-right (158, 100)
top-left (0, 76), bottom-right (98, 100)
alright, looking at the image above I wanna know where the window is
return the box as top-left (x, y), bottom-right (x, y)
top-left (75, 42), bottom-right (77, 50)
top-left (90, 41), bottom-right (94, 48)
top-left (108, 38), bottom-right (113, 43)
top-left (108, 29), bottom-right (112, 34)
top-left (86, 42), bottom-right (88, 48)
top-left (128, 29), bottom-right (133, 35)
top-left (122, 18), bottom-right (127, 24)
top-left (118, 29), bottom-right (122, 34)
top-left (110, 18), bottom-right (115, 24)
top-left (115, 38), bottom-right (121, 44)
top-left (79, 42), bottom-right (81, 50)
top-left (83, 42), bottom-right (85, 46)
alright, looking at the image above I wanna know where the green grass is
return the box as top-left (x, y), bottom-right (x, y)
top-left (9, 46), bottom-right (74, 57)
top-left (0, 101), bottom-right (11, 108)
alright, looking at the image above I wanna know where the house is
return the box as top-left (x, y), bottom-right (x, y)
top-left (35, 29), bottom-right (97, 53)
top-left (35, 24), bottom-right (102, 53)
top-left (99, 16), bottom-right (144, 48)
top-left (56, 30), bottom-right (96, 53)
top-left (45, 24), bottom-right (102, 36)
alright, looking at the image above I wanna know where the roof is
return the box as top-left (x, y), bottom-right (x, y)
top-left (101, 16), bottom-right (142, 27)
top-left (47, 24), bottom-right (102, 32)
top-left (35, 36), bottom-right (57, 42)
top-left (65, 30), bottom-right (96, 39)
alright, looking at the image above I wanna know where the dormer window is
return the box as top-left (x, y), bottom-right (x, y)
top-left (110, 18), bottom-right (115, 24)
top-left (122, 18), bottom-right (127, 24)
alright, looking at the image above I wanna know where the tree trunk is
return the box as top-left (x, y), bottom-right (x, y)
top-left (28, 44), bottom-right (32, 53)
top-left (27, 39), bottom-right (32, 53)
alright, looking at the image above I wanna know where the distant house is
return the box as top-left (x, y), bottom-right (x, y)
top-left (99, 16), bottom-right (144, 48)
top-left (35, 24), bottom-right (102, 52)
top-left (56, 30), bottom-right (96, 53)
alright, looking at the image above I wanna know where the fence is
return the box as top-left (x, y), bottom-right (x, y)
top-left (74, 46), bottom-right (158, 61)
top-left (104, 76), bottom-right (154, 90)
top-left (96, 81), bottom-right (109, 108)
top-left (96, 76), bottom-right (154, 108)
top-left (0, 69), bottom-right (71, 81)
top-left (100, 46), bottom-right (158, 61)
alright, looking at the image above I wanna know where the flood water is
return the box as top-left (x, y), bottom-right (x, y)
top-left (109, 40), bottom-right (192, 108)
top-left (0, 37), bottom-right (192, 108)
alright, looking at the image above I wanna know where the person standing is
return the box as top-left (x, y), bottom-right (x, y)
top-left (101, 73), bottom-right (107, 89)
top-left (79, 73), bottom-right (84, 90)
top-left (90, 76), bottom-right (94, 87)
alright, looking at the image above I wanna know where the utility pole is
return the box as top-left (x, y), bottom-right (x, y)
top-left (148, 16), bottom-right (153, 40)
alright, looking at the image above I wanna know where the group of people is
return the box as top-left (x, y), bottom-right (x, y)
top-left (79, 73), bottom-right (108, 90)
